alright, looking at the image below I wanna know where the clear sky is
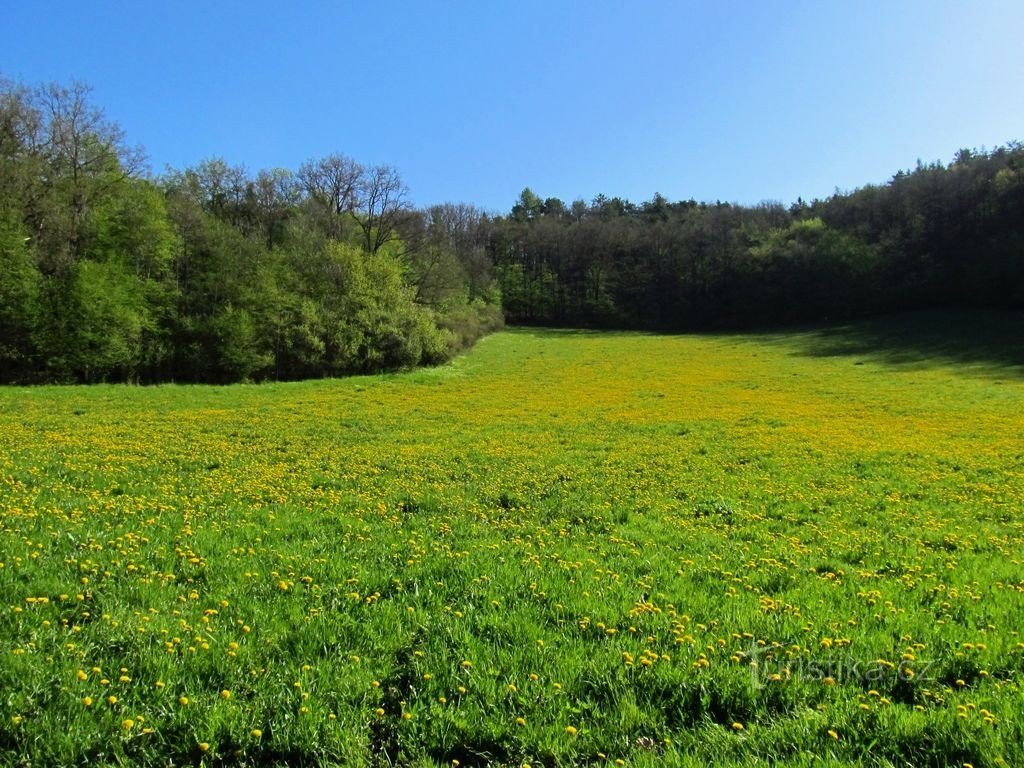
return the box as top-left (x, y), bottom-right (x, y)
top-left (3, 1), bottom-right (1022, 212)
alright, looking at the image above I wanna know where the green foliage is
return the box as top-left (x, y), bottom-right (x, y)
top-left (6, 71), bottom-right (1024, 382)
top-left (494, 144), bottom-right (1024, 329)
top-left (0, 212), bottom-right (40, 379)
top-left (209, 304), bottom-right (271, 382)
top-left (745, 218), bottom-right (882, 320)
top-left (0, 76), bottom-right (500, 384)
top-left (319, 243), bottom-right (448, 372)
top-left (87, 178), bottom-right (177, 280)
top-left (64, 260), bottom-right (154, 382)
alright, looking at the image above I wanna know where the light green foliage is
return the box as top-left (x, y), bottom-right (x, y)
top-left (0, 317), bottom-right (1022, 766)
top-left (320, 242), bottom-right (447, 372)
top-left (87, 179), bottom-right (177, 281)
top-left (63, 260), bottom-right (154, 381)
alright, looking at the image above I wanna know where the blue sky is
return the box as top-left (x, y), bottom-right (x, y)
top-left (3, 1), bottom-right (1022, 212)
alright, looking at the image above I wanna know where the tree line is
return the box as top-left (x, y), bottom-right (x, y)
top-left (2, 75), bottom-right (1022, 383)
top-left (488, 145), bottom-right (1024, 329)
top-left (0, 77), bottom-right (501, 383)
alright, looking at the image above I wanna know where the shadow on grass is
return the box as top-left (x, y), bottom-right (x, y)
top-left (510, 309), bottom-right (1024, 376)
top-left (762, 309), bottom-right (1024, 376)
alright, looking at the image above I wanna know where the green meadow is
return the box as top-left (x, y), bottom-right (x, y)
top-left (1, 314), bottom-right (1023, 767)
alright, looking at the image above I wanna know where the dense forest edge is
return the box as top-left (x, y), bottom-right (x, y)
top-left (2, 75), bottom-right (1022, 384)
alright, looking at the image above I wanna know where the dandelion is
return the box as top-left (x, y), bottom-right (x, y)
top-left (251, 728), bottom-right (262, 739)
top-left (732, 722), bottom-right (744, 731)
top-left (121, 718), bottom-right (134, 730)
top-left (565, 725), bottom-right (578, 735)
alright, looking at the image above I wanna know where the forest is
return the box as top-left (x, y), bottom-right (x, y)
top-left (0, 78), bottom-right (502, 383)
top-left (2, 75), bottom-right (1022, 384)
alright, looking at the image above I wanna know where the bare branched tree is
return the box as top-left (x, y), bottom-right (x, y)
top-left (297, 153), bottom-right (362, 238)
top-left (357, 164), bottom-right (409, 254)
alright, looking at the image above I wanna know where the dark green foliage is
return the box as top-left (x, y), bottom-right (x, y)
top-left (492, 144), bottom-right (1024, 329)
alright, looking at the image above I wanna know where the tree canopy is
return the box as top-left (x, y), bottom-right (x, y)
top-left (487, 146), bottom-right (1024, 329)
top-left (0, 77), bottom-right (502, 383)
top-left (2, 75), bottom-right (1022, 384)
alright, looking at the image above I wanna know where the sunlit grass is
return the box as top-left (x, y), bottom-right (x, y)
top-left (1, 321), bottom-right (1022, 766)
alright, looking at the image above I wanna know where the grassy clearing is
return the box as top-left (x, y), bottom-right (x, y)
top-left (1, 315), bottom-right (1023, 767)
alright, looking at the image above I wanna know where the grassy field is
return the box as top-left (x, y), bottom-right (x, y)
top-left (1, 315), bottom-right (1023, 767)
